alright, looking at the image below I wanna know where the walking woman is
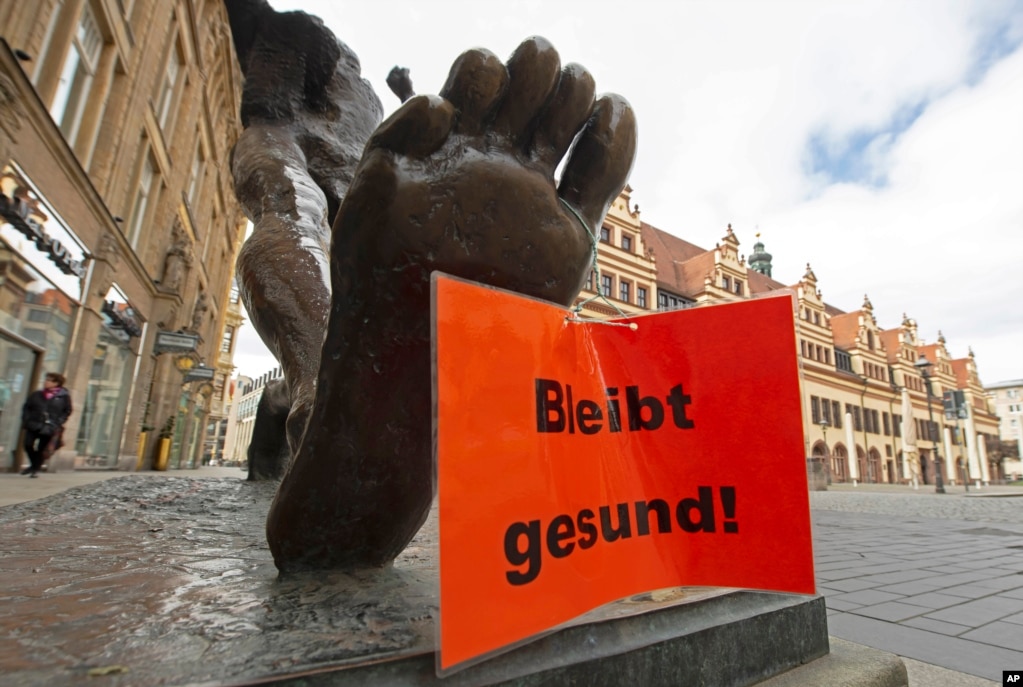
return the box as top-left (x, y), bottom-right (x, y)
top-left (21, 372), bottom-right (72, 477)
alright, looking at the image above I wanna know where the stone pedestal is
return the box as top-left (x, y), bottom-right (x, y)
top-left (0, 476), bottom-right (868, 686)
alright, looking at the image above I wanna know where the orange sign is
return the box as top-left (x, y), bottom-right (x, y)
top-left (433, 274), bottom-right (814, 673)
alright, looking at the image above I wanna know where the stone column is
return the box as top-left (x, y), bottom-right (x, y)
top-left (976, 431), bottom-right (991, 485)
top-left (942, 426), bottom-right (957, 486)
top-left (845, 412), bottom-right (858, 484)
top-left (964, 408), bottom-right (983, 486)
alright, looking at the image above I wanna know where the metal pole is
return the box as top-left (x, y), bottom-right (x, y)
top-left (922, 372), bottom-right (946, 494)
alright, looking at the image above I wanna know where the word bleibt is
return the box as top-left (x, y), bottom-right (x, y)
top-left (535, 378), bottom-right (695, 434)
top-left (504, 486), bottom-right (737, 585)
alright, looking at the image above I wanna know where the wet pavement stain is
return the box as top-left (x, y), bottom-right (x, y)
top-left (0, 477), bottom-right (440, 686)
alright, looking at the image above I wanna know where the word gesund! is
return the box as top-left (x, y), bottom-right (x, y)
top-left (504, 486), bottom-right (738, 585)
top-left (535, 378), bottom-right (695, 434)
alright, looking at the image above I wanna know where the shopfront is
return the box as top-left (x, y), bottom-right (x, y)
top-left (0, 162), bottom-right (84, 470)
top-left (74, 285), bottom-right (144, 468)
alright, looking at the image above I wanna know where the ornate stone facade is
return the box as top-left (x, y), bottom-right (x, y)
top-left (580, 189), bottom-right (1004, 484)
top-left (0, 0), bottom-right (246, 471)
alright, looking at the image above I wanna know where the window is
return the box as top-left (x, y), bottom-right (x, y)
top-left (637, 287), bottom-right (647, 308)
top-left (822, 398), bottom-right (832, 425)
top-left (186, 135), bottom-right (206, 208)
top-left (811, 396), bottom-right (821, 424)
top-left (50, 2), bottom-right (103, 142)
top-left (864, 409), bottom-right (874, 434)
top-left (220, 325), bottom-right (235, 354)
top-left (832, 401), bottom-right (842, 428)
top-left (734, 280), bottom-right (743, 296)
top-left (883, 412), bottom-right (891, 436)
top-left (619, 281), bottom-right (630, 303)
top-left (599, 226), bottom-right (611, 243)
top-left (658, 292), bottom-right (689, 311)
top-left (814, 312), bottom-right (820, 325)
top-left (824, 349), bottom-right (830, 364)
top-left (586, 270), bottom-right (594, 291)
top-left (600, 274), bottom-right (612, 297)
top-left (893, 414), bottom-right (902, 437)
top-left (156, 39), bottom-right (183, 128)
top-left (722, 276), bottom-right (730, 291)
top-left (847, 404), bottom-right (862, 431)
top-left (127, 151), bottom-right (157, 247)
top-left (621, 235), bottom-right (632, 252)
top-left (801, 340), bottom-right (807, 357)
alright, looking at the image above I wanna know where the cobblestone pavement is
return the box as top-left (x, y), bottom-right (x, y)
top-left (810, 486), bottom-right (1023, 684)
top-left (811, 486), bottom-right (1023, 525)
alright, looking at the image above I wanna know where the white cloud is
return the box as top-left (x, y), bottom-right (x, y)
top-left (231, 0), bottom-right (1023, 384)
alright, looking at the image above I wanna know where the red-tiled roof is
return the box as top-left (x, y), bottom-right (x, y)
top-left (830, 311), bottom-right (862, 349)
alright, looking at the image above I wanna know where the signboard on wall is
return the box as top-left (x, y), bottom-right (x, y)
top-left (0, 162), bottom-right (88, 301)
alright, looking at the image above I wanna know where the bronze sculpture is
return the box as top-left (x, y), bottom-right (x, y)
top-left (226, 0), bottom-right (636, 571)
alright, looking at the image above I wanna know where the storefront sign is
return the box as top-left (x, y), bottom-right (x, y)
top-left (183, 366), bottom-right (215, 382)
top-left (155, 331), bottom-right (199, 353)
top-left (0, 192), bottom-right (84, 278)
top-left (102, 299), bottom-right (142, 338)
top-left (0, 164), bottom-right (88, 299)
top-left (433, 274), bottom-right (814, 672)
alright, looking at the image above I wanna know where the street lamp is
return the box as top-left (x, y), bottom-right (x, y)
top-left (819, 419), bottom-right (831, 484)
top-left (914, 355), bottom-right (946, 494)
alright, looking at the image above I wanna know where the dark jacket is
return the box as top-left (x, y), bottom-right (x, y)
top-left (22, 387), bottom-right (72, 433)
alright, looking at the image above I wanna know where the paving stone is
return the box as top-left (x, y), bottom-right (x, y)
top-left (901, 616), bottom-right (972, 636)
top-left (827, 612), bottom-right (1023, 681)
top-left (899, 591), bottom-right (979, 610)
top-left (875, 580), bottom-right (948, 596)
top-left (959, 621), bottom-right (1023, 652)
top-left (825, 598), bottom-right (865, 612)
top-left (939, 584), bottom-right (1012, 599)
top-left (824, 578), bottom-right (882, 593)
top-left (858, 570), bottom-right (942, 585)
top-left (972, 575), bottom-right (1023, 592)
top-left (850, 601), bottom-right (931, 622)
top-left (832, 589), bottom-right (905, 606)
top-left (925, 596), bottom-right (1023, 626)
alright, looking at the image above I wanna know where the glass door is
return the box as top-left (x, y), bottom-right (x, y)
top-left (0, 336), bottom-right (40, 471)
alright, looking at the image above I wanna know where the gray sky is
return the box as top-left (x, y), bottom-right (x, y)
top-left (232, 0), bottom-right (1023, 386)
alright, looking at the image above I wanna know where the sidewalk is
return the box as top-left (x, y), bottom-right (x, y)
top-left (0, 469), bottom-right (1010, 686)
top-left (0, 465), bottom-right (246, 507)
top-left (826, 481), bottom-right (1023, 497)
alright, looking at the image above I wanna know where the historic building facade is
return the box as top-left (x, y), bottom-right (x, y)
top-left (0, 0), bottom-right (246, 471)
top-left (574, 190), bottom-right (1004, 485)
top-left (985, 379), bottom-right (1023, 479)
